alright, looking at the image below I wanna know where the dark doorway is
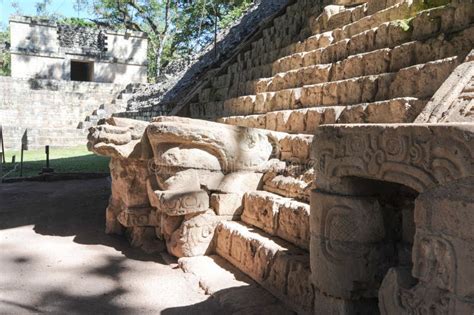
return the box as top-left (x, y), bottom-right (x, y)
top-left (70, 61), bottom-right (94, 82)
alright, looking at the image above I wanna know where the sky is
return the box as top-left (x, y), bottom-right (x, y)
top-left (0, 0), bottom-right (91, 29)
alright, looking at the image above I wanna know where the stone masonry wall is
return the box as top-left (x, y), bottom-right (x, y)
top-left (0, 76), bottom-right (125, 149)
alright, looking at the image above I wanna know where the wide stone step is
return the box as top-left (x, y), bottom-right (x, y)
top-left (273, 3), bottom-right (472, 74)
top-left (241, 191), bottom-right (310, 250)
top-left (222, 56), bottom-right (458, 117)
top-left (218, 97), bottom-right (425, 134)
top-left (273, 133), bottom-right (313, 163)
top-left (215, 220), bottom-right (313, 314)
top-left (178, 255), bottom-right (293, 313)
top-left (263, 167), bottom-right (313, 202)
top-left (252, 26), bottom-right (473, 94)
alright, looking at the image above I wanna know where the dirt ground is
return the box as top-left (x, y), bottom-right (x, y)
top-left (0, 178), bottom-right (222, 314)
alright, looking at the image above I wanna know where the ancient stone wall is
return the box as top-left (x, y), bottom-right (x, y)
top-left (9, 16), bottom-right (148, 84)
top-left (0, 76), bottom-right (126, 149)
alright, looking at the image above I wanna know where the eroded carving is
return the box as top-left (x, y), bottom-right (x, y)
top-left (88, 116), bottom-right (275, 258)
top-left (313, 124), bottom-right (474, 193)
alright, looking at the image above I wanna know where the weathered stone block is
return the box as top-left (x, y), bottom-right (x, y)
top-left (210, 193), bottom-right (244, 217)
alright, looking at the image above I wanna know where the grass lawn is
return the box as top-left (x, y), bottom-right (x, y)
top-left (1, 145), bottom-right (110, 178)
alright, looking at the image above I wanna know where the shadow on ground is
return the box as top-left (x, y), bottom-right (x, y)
top-left (0, 178), bottom-right (158, 262)
top-left (0, 178), bottom-right (225, 314)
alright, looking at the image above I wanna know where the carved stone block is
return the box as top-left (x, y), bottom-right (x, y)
top-left (149, 190), bottom-right (210, 216)
top-left (117, 207), bottom-right (158, 227)
top-left (166, 210), bottom-right (219, 258)
top-left (210, 193), bottom-right (243, 217)
top-left (413, 229), bottom-right (474, 298)
top-left (313, 124), bottom-right (474, 194)
top-left (310, 190), bottom-right (391, 298)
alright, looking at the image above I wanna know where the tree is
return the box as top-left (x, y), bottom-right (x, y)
top-left (0, 28), bottom-right (11, 76)
top-left (91, 0), bottom-right (174, 80)
top-left (91, 0), bottom-right (252, 81)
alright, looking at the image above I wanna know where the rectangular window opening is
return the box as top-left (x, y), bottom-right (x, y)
top-left (70, 60), bottom-right (94, 82)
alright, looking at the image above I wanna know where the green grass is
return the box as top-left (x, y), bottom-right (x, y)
top-left (1, 145), bottom-right (110, 178)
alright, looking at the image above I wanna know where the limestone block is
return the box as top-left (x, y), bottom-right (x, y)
top-left (363, 48), bottom-right (391, 76)
top-left (277, 200), bottom-right (310, 250)
top-left (415, 54), bottom-right (474, 123)
top-left (311, 191), bottom-right (391, 298)
top-left (109, 158), bottom-right (151, 209)
top-left (302, 50), bottom-right (321, 67)
top-left (151, 190), bottom-right (209, 216)
top-left (338, 78), bottom-right (362, 105)
top-left (379, 267), bottom-right (474, 315)
top-left (126, 226), bottom-right (157, 249)
top-left (390, 42), bottom-right (415, 72)
top-left (87, 118), bottom-right (150, 159)
top-left (389, 57), bottom-right (459, 99)
top-left (301, 64), bottom-right (331, 86)
top-left (322, 82), bottom-right (338, 106)
top-left (313, 124), bottom-right (474, 194)
top-left (279, 134), bottom-right (312, 163)
top-left (412, 229), bottom-right (474, 297)
top-left (159, 213), bottom-right (183, 240)
top-left (285, 256), bottom-right (314, 314)
top-left (210, 193), bottom-right (243, 217)
top-left (306, 107), bottom-right (339, 133)
top-left (412, 6), bottom-right (455, 41)
top-left (415, 177), bottom-right (474, 241)
top-left (167, 210), bottom-right (219, 257)
top-left (242, 191), bottom-right (281, 234)
top-left (301, 84), bottom-right (323, 107)
top-left (105, 205), bottom-right (123, 234)
top-left (338, 98), bottom-right (425, 124)
top-left (147, 118), bottom-right (273, 172)
top-left (265, 111), bottom-right (277, 131)
top-left (217, 171), bottom-right (264, 194)
top-left (264, 173), bottom-right (311, 202)
top-left (375, 73), bottom-right (396, 101)
top-left (117, 207), bottom-right (158, 227)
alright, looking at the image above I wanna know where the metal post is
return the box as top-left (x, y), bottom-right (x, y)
top-left (0, 125), bottom-right (5, 164)
top-left (41, 145), bottom-right (54, 174)
top-left (20, 144), bottom-right (24, 177)
top-left (45, 145), bottom-right (49, 169)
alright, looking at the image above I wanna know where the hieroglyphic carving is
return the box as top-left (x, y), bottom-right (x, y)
top-left (310, 191), bottom-right (390, 299)
top-left (117, 207), bottom-right (158, 227)
top-left (151, 190), bottom-right (210, 216)
top-left (313, 124), bottom-right (474, 192)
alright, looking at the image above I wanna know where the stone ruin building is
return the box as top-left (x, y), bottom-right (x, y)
top-left (86, 0), bottom-right (473, 313)
top-left (0, 16), bottom-right (148, 150)
top-left (9, 16), bottom-right (148, 83)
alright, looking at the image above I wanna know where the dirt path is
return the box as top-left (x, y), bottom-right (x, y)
top-left (0, 178), bottom-right (221, 314)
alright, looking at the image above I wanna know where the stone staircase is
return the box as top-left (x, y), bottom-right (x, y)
top-left (173, 0), bottom-right (474, 313)
top-left (0, 77), bottom-right (130, 149)
top-left (78, 83), bottom-right (142, 130)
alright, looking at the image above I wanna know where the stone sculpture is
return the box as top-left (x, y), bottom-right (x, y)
top-left (311, 123), bottom-right (474, 313)
top-left (88, 116), bottom-right (276, 257)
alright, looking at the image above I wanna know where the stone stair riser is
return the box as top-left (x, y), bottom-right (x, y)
top-left (241, 191), bottom-right (310, 250)
top-left (215, 221), bottom-right (313, 314)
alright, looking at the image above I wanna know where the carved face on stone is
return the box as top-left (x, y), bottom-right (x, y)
top-left (413, 234), bottom-right (456, 292)
top-left (167, 210), bottom-right (218, 257)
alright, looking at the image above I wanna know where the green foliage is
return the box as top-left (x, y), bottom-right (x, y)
top-left (397, 18), bottom-right (413, 32)
top-left (0, 28), bottom-right (10, 76)
top-left (58, 17), bottom-right (97, 28)
top-left (91, 0), bottom-right (253, 80)
top-left (415, 0), bottom-right (450, 12)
